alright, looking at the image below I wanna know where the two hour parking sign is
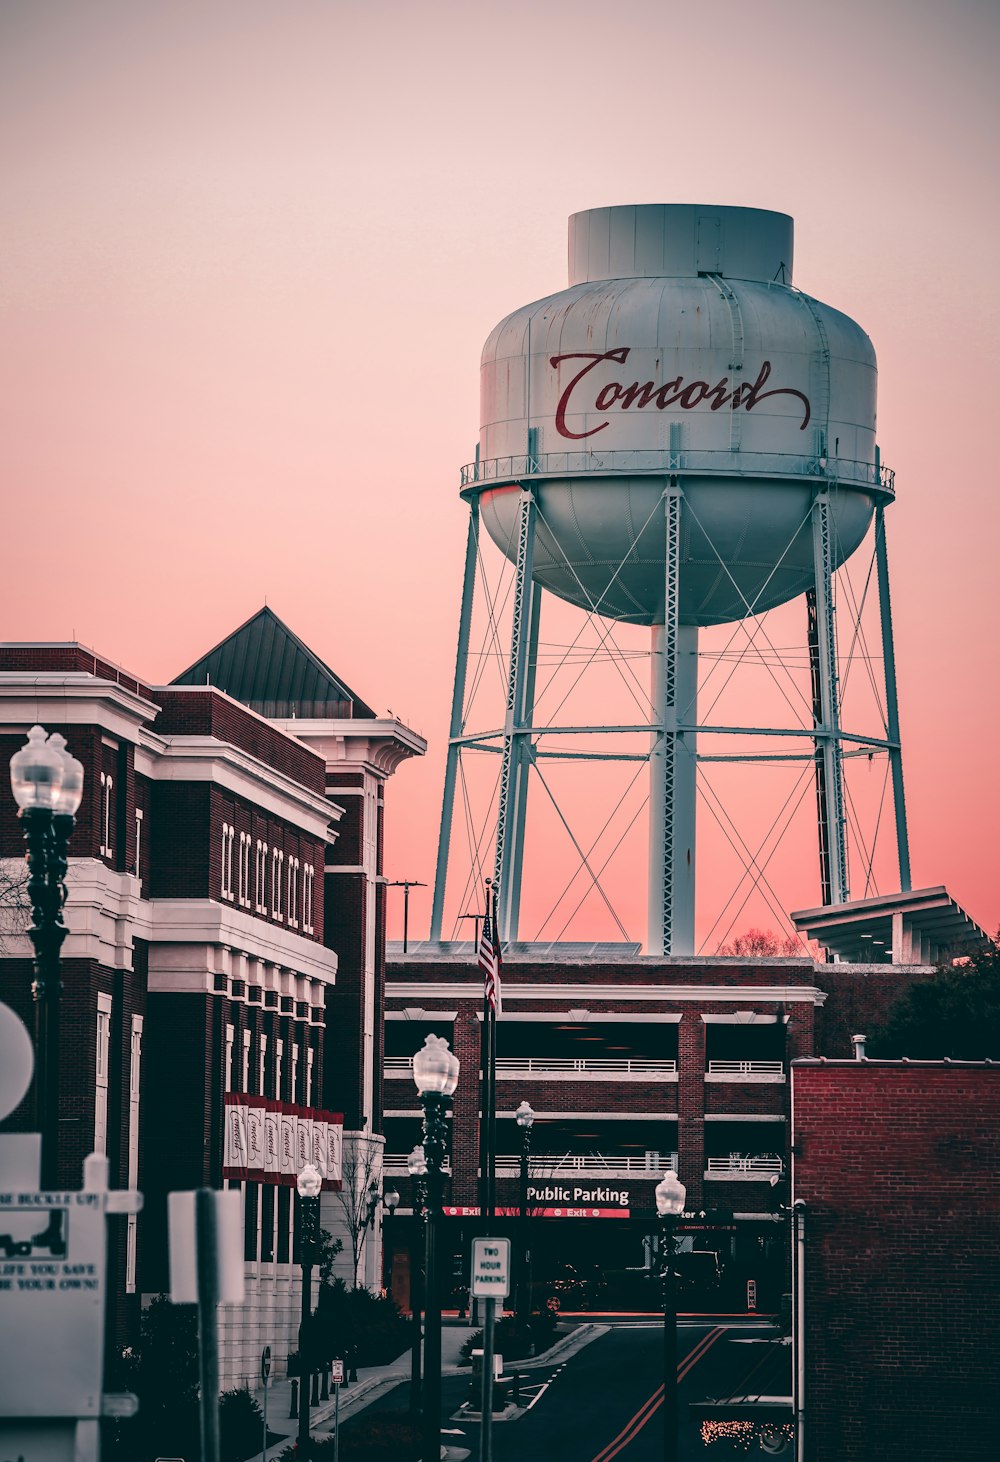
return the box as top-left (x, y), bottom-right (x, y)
top-left (470, 1237), bottom-right (511, 1299)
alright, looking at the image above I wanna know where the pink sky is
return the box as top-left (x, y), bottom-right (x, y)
top-left (2, 0), bottom-right (997, 943)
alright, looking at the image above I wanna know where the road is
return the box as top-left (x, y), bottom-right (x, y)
top-left (347, 1320), bottom-right (790, 1460)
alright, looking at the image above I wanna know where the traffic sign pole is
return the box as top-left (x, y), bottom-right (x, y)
top-left (480, 1296), bottom-right (496, 1462)
top-left (260, 1346), bottom-right (271, 1461)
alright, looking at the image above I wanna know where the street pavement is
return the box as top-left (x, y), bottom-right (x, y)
top-left (334, 1318), bottom-right (788, 1461)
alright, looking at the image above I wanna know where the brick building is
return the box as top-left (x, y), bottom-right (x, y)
top-left (383, 931), bottom-right (987, 1312)
top-left (0, 610), bottom-right (424, 1384)
top-left (790, 1060), bottom-right (1000, 1461)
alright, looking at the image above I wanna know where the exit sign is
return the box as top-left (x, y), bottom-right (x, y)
top-left (470, 1237), bottom-right (511, 1298)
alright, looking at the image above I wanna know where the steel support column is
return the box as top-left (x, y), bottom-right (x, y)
top-left (874, 503), bottom-right (912, 892)
top-left (494, 489), bottom-right (537, 943)
top-left (504, 578), bottom-right (540, 944)
top-left (430, 503), bottom-right (480, 942)
top-left (648, 488), bottom-right (696, 956)
top-left (810, 493), bottom-right (848, 905)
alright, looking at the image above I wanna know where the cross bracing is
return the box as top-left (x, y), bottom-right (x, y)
top-left (430, 472), bottom-right (910, 956)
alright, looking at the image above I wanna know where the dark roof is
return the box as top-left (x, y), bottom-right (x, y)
top-left (171, 606), bottom-right (376, 720)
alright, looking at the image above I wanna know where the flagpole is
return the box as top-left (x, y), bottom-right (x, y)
top-left (487, 880), bottom-right (499, 1221)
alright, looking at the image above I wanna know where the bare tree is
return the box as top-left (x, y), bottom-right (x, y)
top-left (329, 1132), bottom-right (382, 1289)
top-left (719, 927), bottom-right (803, 957)
top-left (0, 858), bottom-right (31, 953)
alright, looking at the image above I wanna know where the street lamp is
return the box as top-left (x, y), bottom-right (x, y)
top-left (407, 1144), bottom-right (428, 1416)
top-left (655, 1169), bottom-right (687, 1462)
top-left (515, 1100), bottom-right (535, 1338)
top-left (9, 726), bottom-right (84, 1189)
top-left (296, 1161), bottom-right (323, 1460)
top-left (382, 1184), bottom-right (400, 1293)
top-left (412, 1035), bottom-right (459, 1462)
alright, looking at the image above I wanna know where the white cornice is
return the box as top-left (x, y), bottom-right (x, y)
top-left (387, 982), bottom-right (828, 1005)
top-left (144, 900), bottom-right (338, 983)
top-left (274, 719), bottom-right (427, 781)
top-left (0, 674), bottom-right (158, 744)
top-left (0, 861), bottom-right (338, 984)
top-left (153, 736), bottom-right (342, 839)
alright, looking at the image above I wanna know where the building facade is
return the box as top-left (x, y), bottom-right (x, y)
top-left (383, 940), bottom-right (985, 1315)
top-left (790, 1060), bottom-right (1000, 1461)
top-left (0, 613), bottom-right (424, 1385)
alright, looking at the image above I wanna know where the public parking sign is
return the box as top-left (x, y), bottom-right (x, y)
top-left (470, 1237), bottom-right (511, 1299)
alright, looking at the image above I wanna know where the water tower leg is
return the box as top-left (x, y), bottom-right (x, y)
top-left (810, 493), bottom-right (848, 904)
top-left (648, 488), bottom-right (696, 956)
top-left (430, 503), bottom-right (480, 943)
top-left (504, 579), bottom-right (541, 944)
top-left (494, 490), bottom-right (538, 943)
top-left (874, 505), bottom-right (912, 893)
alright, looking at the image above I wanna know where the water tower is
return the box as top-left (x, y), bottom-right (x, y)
top-left (430, 205), bottom-right (910, 954)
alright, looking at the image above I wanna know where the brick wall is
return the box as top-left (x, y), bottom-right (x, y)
top-left (792, 1062), bottom-right (1000, 1461)
top-left (0, 727), bottom-right (104, 859)
top-left (153, 688), bottom-right (325, 793)
top-left (0, 645), bottom-right (154, 701)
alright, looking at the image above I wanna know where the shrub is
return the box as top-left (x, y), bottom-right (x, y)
top-left (220, 1385), bottom-right (265, 1462)
top-left (280, 1416), bottom-right (419, 1460)
top-left (458, 1307), bottom-right (558, 1365)
top-left (313, 1278), bottom-right (411, 1367)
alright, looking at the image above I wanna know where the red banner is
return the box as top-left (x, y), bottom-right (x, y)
top-left (224, 1093), bottom-right (343, 1190)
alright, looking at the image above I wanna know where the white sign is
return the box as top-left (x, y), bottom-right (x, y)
top-left (0, 1191), bottom-right (106, 1417)
top-left (470, 1238), bottom-right (511, 1299)
top-left (330, 1359), bottom-right (344, 1384)
top-left (168, 1190), bottom-right (245, 1305)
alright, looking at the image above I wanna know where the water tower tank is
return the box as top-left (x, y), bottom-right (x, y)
top-left (473, 204), bottom-right (881, 626)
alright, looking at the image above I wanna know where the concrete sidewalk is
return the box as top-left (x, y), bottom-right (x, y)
top-left (251, 1321), bottom-right (606, 1460)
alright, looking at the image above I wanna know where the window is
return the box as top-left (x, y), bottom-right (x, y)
top-left (255, 841), bottom-right (268, 913)
top-left (225, 1023), bottom-right (235, 1094)
top-left (287, 858), bottom-right (299, 928)
top-left (302, 864), bottom-right (315, 934)
top-left (94, 993), bottom-right (113, 1156)
top-left (221, 824), bottom-right (236, 901)
top-left (241, 1029), bottom-right (251, 1092)
top-left (125, 1014), bottom-right (143, 1292)
top-left (272, 848), bottom-right (284, 920)
top-left (238, 832), bottom-right (251, 907)
top-left (134, 809), bottom-right (143, 882)
top-left (100, 773), bottom-right (114, 858)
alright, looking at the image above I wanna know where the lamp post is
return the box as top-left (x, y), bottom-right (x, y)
top-left (407, 1145), bottom-right (428, 1416)
top-left (9, 726), bottom-right (84, 1190)
top-left (514, 1100), bottom-right (534, 1338)
top-left (296, 1162), bottom-right (323, 1460)
top-left (412, 1035), bottom-right (460, 1462)
top-left (655, 1169), bottom-right (687, 1462)
top-left (382, 1184), bottom-right (400, 1294)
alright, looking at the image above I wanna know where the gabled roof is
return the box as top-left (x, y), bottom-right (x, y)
top-left (171, 606), bottom-right (376, 720)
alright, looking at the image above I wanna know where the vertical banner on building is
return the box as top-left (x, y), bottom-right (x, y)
top-left (263, 1100), bottom-right (280, 1184)
top-left (311, 1115), bottom-right (329, 1182)
top-left (223, 1093), bottom-right (248, 1180)
top-left (324, 1113), bottom-right (344, 1191)
top-left (246, 1102), bottom-right (265, 1182)
top-left (296, 1108), bottom-right (313, 1176)
top-left (279, 1104), bottom-right (297, 1186)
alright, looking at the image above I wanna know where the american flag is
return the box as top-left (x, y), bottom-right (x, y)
top-left (478, 904), bottom-right (502, 1015)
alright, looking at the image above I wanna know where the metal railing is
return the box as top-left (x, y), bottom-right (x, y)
top-left (706, 1060), bottom-right (784, 1076)
top-left (705, 1156), bottom-right (784, 1176)
top-left (385, 1056), bottom-right (678, 1078)
top-left (383, 1155), bottom-right (452, 1177)
top-left (495, 1057), bottom-right (677, 1076)
top-left (494, 1152), bottom-right (678, 1176)
top-left (460, 449), bottom-right (894, 495)
top-left (384, 1057), bottom-right (414, 1076)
